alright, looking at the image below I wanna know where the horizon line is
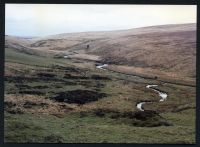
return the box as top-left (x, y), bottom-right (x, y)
top-left (5, 22), bottom-right (196, 38)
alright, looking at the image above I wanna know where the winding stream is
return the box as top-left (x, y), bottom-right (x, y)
top-left (136, 102), bottom-right (146, 111)
top-left (95, 63), bottom-right (168, 111)
top-left (146, 85), bottom-right (167, 102)
top-left (96, 64), bottom-right (108, 70)
top-left (136, 85), bottom-right (168, 111)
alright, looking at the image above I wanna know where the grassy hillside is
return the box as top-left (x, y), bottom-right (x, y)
top-left (5, 109), bottom-right (195, 143)
top-left (4, 23), bottom-right (196, 143)
top-left (4, 46), bottom-right (196, 143)
top-left (5, 23), bottom-right (196, 83)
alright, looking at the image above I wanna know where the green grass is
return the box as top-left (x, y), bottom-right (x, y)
top-left (5, 48), bottom-right (74, 67)
top-left (5, 48), bottom-right (53, 66)
top-left (162, 109), bottom-right (196, 126)
top-left (4, 111), bottom-right (195, 143)
top-left (4, 48), bottom-right (196, 143)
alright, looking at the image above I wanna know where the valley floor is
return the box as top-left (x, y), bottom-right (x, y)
top-left (4, 48), bottom-right (196, 143)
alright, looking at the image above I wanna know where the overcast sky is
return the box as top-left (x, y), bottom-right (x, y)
top-left (5, 4), bottom-right (196, 37)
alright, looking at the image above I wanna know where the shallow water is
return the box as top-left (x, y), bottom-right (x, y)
top-left (96, 64), bottom-right (108, 70)
top-left (96, 64), bottom-right (168, 111)
top-left (137, 85), bottom-right (168, 111)
top-left (136, 102), bottom-right (146, 111)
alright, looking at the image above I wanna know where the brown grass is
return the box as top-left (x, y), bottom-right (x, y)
top-left (5, 23), bottom-right (196, 83)
top-left (4, 94), bottom-right (76, 115)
